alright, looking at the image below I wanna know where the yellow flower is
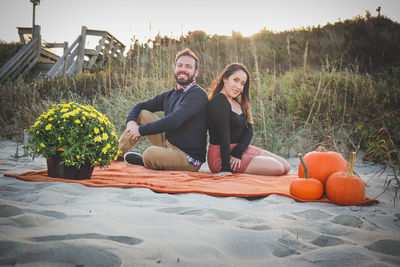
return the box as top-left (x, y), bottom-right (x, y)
top-left (45, 124), bottom-right (52, 131)
top-left (63, 104), bottom-right (71, 108)
top-left (98, 158), bottom-right (102, 162)
top-left (106, 143), bottom-right (111, 148)
top-left (102, 133), bottom-right (108, 140)
top-left (94, 127), bottom-right (99, 134)
top-left (58, 137), bottom-right (61, 140)
top-left (82, 116), bottom-right (86, 121)
top-left (94, 136), bottom-right (101, 142)
top-left (74, 119), bottom-right (81, 124)
top-left (102, 147), bottom-right (107, 154)
top-left (48, 118), bottom-right (54, 121)
top-left (60, 108), bottom-right (68, 113)
top-left (76, 155), bottom-right (80, 159)
top-left (40, 143), bottom-right (45, 148)
top-left (100, 127), bottom-right (104, 131)
top-left (36, 131), bottom-right (39, 134)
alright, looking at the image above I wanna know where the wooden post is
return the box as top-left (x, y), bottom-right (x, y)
top-left (76, 26), bottom-right (87, 73)
top-left (34, 25), bottom-right (41, 58)
top-left (31, 0), bottom-right (40, 37)
top-left (63, 41), bottom-right (68, 76)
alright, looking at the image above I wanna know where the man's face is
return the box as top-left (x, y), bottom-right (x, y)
top-left (174, 55), bottom-right (198, 86)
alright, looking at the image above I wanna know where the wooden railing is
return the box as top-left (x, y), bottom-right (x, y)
top-left (46, 26), bottom-right (125, 79)
top-left (17, 26), bottom-right (64, 64)
top-left (45, 35), bottom-right (81, 78)
top-left (0, 26), bottom-right (41, 84)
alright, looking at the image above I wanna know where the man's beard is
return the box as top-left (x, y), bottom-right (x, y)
top-left (175, 71), bottom-right (196, 86)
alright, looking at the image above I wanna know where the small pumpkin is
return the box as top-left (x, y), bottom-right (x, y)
top-left (325, 152), bottom-right (366, 206)
top-left (298, 146), bottom-right (347, 184)
top-left (290, 153), bottom-right (324, 200)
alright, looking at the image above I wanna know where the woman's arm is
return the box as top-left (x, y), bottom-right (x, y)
top-left (230, 122), bottom-right (253, 159)
top-left (208, 94), bottom-right (232, 172)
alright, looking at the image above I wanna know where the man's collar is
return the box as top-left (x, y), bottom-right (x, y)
top-left (174, 80), bottom-right (196, 92)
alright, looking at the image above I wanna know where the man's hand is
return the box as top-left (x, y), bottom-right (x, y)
top-left (126, 121), bottom-right (141, 141)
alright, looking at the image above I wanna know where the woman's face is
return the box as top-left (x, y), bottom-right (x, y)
top-left (221, 69), bottom-right (247, 99)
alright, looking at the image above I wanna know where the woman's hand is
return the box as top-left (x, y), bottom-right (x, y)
top-left (215, 171), bottom-right (232, 176)
top-left (230, 156), bottom-right (241, 171)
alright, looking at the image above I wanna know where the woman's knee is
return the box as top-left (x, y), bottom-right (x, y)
top-left (246, 156), bottom-right (285, 176)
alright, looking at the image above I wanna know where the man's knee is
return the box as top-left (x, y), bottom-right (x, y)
top-left (138, 110), bottom-right (158, 125)
top-left (142, 146), bottom-right (163, 169)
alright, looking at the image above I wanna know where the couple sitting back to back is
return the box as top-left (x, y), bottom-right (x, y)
top-left (119, 48), bottom-right (290, 176)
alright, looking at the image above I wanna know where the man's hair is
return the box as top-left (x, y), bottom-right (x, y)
top-left (175, 48), bottom-right (199, 70)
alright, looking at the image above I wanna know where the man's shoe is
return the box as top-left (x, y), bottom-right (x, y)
top-left (124, 152), bottom-right (144, 166)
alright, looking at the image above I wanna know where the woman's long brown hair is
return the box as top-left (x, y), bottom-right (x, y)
top-left (208, 63), bottom-right (253, 123)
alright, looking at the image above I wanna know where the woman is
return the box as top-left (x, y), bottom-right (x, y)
top-left (207, 63), bottom-right (290, 176)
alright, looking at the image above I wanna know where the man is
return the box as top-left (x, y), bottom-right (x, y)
top-left (119, 48), bottom-right (208, 171)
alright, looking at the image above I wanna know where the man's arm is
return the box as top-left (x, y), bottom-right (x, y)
top-left (126, 92), bottom-right (167, 124)
top-left (139, 88), bottom-right (208, 136)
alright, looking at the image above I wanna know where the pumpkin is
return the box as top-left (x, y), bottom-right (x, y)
top-left (325, 152), bottom-right (365, 205)
top-left (298, 146), bottom-right (347, 184)
top-left (290, 153), bottom-right (324, 200)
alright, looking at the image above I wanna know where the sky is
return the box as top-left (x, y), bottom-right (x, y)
top-left (1, 0), bottom-right (399, 54)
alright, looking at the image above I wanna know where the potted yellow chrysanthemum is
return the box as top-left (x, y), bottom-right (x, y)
top-left (25, 102), bottom-right (120, 179)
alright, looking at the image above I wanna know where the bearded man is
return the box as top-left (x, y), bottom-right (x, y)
top-left (119, 48), bottom-right (208, 171)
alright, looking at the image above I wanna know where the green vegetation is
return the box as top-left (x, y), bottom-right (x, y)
top-left (0, 14), bottom-right (399, 169)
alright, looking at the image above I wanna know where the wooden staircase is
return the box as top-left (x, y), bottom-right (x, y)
top-left (46, 26), bottom-right (125, 79)
top-left (0, 25), bottom-right (125, 84)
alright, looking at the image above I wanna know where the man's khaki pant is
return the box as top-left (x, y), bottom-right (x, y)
top-left (119, 110), bottom-right (200, 172)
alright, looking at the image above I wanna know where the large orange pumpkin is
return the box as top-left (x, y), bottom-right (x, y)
top-left (325, 152), bottom-right (365, 206)
top-left (290, 153), bottom-right (324, 200)
top-left (298, 146), bottom-right (347, 184)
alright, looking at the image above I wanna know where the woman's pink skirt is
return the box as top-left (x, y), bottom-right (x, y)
top-left (208, 144), bottom-right (262, 173)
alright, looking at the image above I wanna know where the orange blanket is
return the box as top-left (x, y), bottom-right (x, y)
top-left (4, 161), bottom-right (378, 205)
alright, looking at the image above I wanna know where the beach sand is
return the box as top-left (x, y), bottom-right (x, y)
top-left (1, 140), bottom-right (399, 266)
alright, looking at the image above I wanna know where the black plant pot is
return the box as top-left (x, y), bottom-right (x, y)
top-left (46, 152), bottom-right (94, 180)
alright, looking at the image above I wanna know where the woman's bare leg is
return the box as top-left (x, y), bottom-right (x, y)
top-left (245, 150), bottom-right (291, 176)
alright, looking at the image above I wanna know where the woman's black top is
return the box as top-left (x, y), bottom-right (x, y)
top-left (207, 93), bottom-right (253, 172)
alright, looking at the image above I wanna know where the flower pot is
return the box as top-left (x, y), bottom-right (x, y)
top-left (46, 152), bottom-right (94, 180)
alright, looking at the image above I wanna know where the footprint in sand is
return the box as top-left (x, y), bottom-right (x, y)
top-left (292, 209), bottom-right (332, 220)
top-left (28, 233), bottom-right (143, 246)
top-left (0, 204), bottom-right (23, 217)
top-left (0, 240), bottom-right (122, 266)
top-left (274, 233), bottom-right (315, 257)
top-left (311, 235), bottom-right (345, 247)
top-left (0, 205), bottom-right (89, 228)
top-left (365, 239), bottom-right (400, 256)
top-left (157, 207), bottom-right (241, 220)
top-left (331, 214), bottom-right (363, 228)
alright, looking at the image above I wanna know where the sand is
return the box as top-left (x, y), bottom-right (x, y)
top-left (1, 139), bottom-right (399, 266)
